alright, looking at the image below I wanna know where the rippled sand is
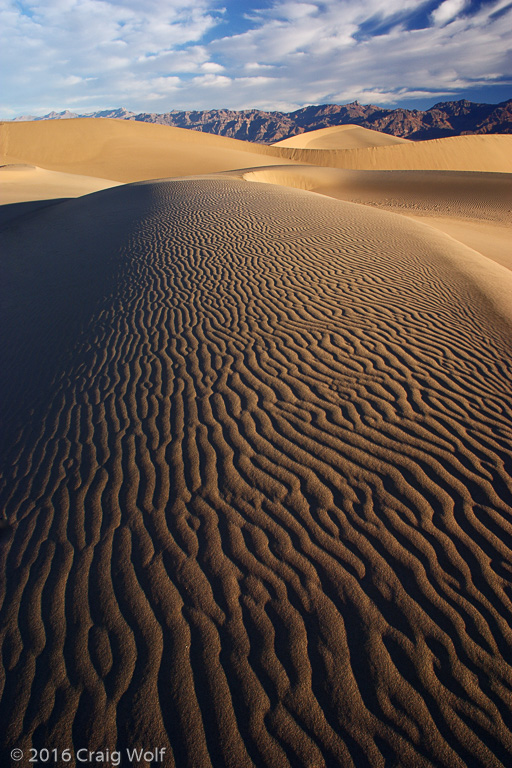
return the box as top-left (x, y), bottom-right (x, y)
top-left (1, 176), bottom-right (512, 767)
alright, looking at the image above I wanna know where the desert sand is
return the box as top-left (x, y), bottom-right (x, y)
top-left (240, 166), bottom-right (512, 271)
top-left (0, 118), bottom-right (296, 182)
top-left (0, 163), bottom-right (120, 204)
top-left (271, 133), bottom-right (512, 173)
top-left (272, 124), bottom-right (411, 150)
top-left (1, 119), bottom-right (512, 768)
top-left (2, 119), bottom-right (512, 182)
top-left (0, 163), bottom-right (121, 229)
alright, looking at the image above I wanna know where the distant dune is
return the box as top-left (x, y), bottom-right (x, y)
top-left (0, 118), bottom-right (294, 182)
top-left (241, 166), bottom-right (512, 220)
top-left (1, 118), bottom-right (512, 768)
top-left (272, 124), bottom-right (411, 150)
top-left (272, 133), bottom-right (512, 172)
top-left (2, 120), bottom-right (512, 185)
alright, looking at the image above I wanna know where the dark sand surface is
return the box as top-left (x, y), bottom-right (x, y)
top-left (1, 179), bottom-right (512, 767)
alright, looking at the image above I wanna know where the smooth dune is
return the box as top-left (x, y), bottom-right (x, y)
top-left (0, 118), bottom-right (295, 182)
top-left (272, 124), bottom-right (411, 149)
top-left (1, 178), bottom-right (512, 768)
top-left (271, 134), bottom-right (512, 172)
top-left (2, 120), bottom-right (512, 186)
top-left (406, 217), bottom-right (512, 272)
top-left (0, 163), bottom-right (120, 205)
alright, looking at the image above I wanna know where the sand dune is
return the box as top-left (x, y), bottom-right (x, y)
top-left (407, 217), bottom-right (512, 272)
top-left (0, 163), bottom-right (120, 205)
top-left (239, 166), bottom-right (512, 270)
top-left (2, 120), bottom-right (511, 186)
top-left (242, 166), bottom-right (512, 222)
top-left (1, 178), bottom-right (512, 768)
top-left (0, 118), bottom-right (294, 182)
top-left (272, 124), bottom-right (410, 150)
top-left (0, 162), bottom-right (120, 230)
top-left (272, 134), bottom-right (512, 173)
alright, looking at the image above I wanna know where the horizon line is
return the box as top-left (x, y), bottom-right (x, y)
top-left (3, 95), bottom-right (512, 123)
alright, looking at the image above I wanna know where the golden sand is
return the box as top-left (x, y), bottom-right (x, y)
top-left (1, 119), bottom-right (511, 768)
top-left (272, 124), bottom-right (411, 150)
top-left (0, 118), bottom-right (295, 182)
top-left (239, 165), bottom-right (512, 272)
top-left (0, 163), bottom-right (120, 204)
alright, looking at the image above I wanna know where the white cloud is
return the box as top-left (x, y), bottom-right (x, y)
top-left (431, 0), bottom-right (467, 26)
top-left (244, 62), bottom-right (276, 71)
top-left (1, 0), bottom-right (511, 115)
top-left (192, 73), bottom-right (231, 87)
top-left (200, 61), bottom-right (225, 72)
top-left (271, 2), bottom-right (319, 20)
top-left (204, 0), bottom-right (511, 109)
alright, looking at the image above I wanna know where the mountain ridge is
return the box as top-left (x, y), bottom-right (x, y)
top-left (9, 99), bottom-right (512, 143)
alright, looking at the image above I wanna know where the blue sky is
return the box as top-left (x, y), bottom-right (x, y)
top-left (1, 0), bottom-right (511, 117)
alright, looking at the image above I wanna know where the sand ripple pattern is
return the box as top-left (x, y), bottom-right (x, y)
top-left (1, 180), bottom-right (512, 768)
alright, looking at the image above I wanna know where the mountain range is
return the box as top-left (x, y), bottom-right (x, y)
top-left (10, 98), bottom-right (512, 143)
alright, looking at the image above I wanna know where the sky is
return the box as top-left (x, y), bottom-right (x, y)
top-left (1, 0), bottom-right (511, 117)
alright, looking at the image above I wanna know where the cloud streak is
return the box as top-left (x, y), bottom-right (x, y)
top-left (431, 0), bottom-right (466, 25)
top-left (1, 0), bottom-right (511, 116)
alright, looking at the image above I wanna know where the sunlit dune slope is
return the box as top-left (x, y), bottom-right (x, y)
top-left (0, 163), bottom-right (120, 204)
top-left (1, 178), bottom-right (512, 767)
top-left (272, 124), bottom-right (411, 149)
top-left (2, 120), bottom-right (511, 184)
top-left (0, 118), bottom-right (294, 182)
top-left (240, 166), bottom-right (511, 219)
top-left (237, 165), bottom-right (512, 269)
top-left (272, 133), bottom-right (512, 172)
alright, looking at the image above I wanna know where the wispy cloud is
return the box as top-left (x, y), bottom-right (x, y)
top-left (1, 0), bottom-right (511, 116)
top-left (431, 0), bottom-right (468, 26)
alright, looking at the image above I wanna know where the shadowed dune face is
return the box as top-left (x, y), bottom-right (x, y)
top-left (1, 179), bottom-right (512, 767)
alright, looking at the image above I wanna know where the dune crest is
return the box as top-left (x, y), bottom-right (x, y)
top-left (272, 124), bottom-right (411, 150)
top-left (272, 134), bottom-right (512, 172)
